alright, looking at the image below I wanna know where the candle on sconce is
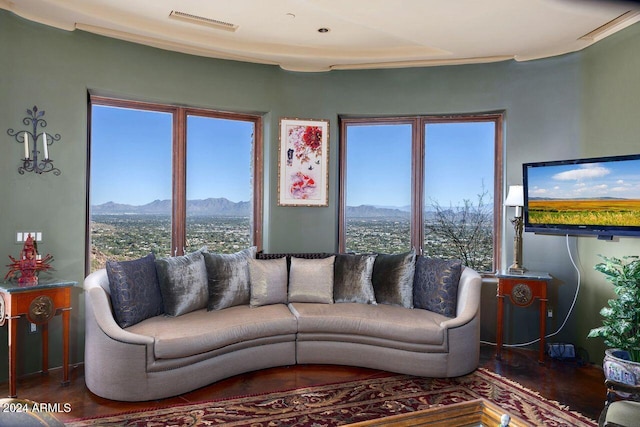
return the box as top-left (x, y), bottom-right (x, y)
top-left (42, 132), bottom-right (49, 160)
top-left (24, 132), bottom-right (29, 159)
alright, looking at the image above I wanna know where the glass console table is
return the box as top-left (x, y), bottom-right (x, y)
top-left (0, 278), bottom-right (77, 397)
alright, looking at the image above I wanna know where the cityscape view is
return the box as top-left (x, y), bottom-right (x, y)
top-left (90, 197), bottom-right (493, 272)
top-left (89, 105), bottom-right (496, 273)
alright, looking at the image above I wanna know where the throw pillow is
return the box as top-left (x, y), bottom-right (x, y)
top-left (413, 256), bottom-right (462, 317)
top-left (155, 250), bottom-right (208, 317)
top-left (106, 253), bottom-right (164, 328)
top-left (372, 249), bottom-right (416, 308)
top-left (333, 253), bottom-right (377, 304)
top-left (249, 257), bottom-right (288, 307)
top-left (288, 256), bottom-right (336, 304)
top-left (204, 246), bottom-right (257, 311)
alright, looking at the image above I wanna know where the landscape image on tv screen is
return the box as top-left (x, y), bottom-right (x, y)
top-left (525, 156), bottom-right (640, 229)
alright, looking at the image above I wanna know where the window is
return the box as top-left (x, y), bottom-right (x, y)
top-left (185, 114), bottom-right (255, 254)
top-left (88, 97), bottom-right (262, 273)
top-left (342, 120), bottom-right (413, 254)
top-left (340, 114), bottom-right (503, 273)
top-left (422, 119), bottom-right (499, 272)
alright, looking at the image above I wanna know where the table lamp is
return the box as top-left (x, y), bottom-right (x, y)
top-left (505, 185), bottom-right (526, 274)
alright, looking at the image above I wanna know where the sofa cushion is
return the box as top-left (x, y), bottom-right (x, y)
top-left (249, 257), bottom-right (288, 307)
top-left (289, 302), bottom-right (447, 346)
top-left (413, 256), bottom-right (462, 317)
top-left (204, 247), bottom-right (257, 311)
top-left (372, 250), bottom-right (416, 308)
top-left (333, 253), bottom-right (377, 304)
top-left (126, 304), bottom-right (297, 359)
top-left (106, 253), bottom-right (163, 328)
top-left (156, 250), bottom-right (208, 317)
top-left (288, 256), bottom-right (336, 303)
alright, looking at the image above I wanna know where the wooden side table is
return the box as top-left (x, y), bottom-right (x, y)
top-left (495, 270), bottom-right (551, 364)
top-left (0, 279), bottom-right (76, 398)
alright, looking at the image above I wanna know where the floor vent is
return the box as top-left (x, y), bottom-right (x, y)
top-left (169, 10), bottom-right (238, 32)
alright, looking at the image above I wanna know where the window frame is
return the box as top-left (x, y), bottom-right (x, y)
top-left (339, 113), bottom-right (503, 274)
top-left (86, 96), bottom-right (263, 274)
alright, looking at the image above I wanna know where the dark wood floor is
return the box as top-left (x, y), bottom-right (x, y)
top-left (1, 344), bottom-right (606, 423)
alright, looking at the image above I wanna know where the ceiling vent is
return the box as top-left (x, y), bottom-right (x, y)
top-left (169, 10), bottom-right (238, 32)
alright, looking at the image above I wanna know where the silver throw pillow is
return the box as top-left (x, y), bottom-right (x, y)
top-left (333, 253), bottom-right (377, 304)
top-left (204, 246), bottom-right (257, 310)
top-left (371, 249), bottom-right (416, 308)
top-left (288, 256), bottom-right (336, 304)
top-left (249, 257), bottom-right (288, 307)
top-left (156, 250), bottom-right (208, 317)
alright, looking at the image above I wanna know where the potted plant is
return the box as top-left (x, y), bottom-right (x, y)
top-left (588, 255), bottom-right (640, 390)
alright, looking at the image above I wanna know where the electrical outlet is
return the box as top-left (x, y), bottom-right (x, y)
top-left (29, 323), bottom-right (37, 334)
top-left (547, 308), bottom-right (553, 318)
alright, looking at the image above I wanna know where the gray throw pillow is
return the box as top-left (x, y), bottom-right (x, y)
top-left (155, 250), bottom-right (208, 317)
top-left (333, 253), bottom-right (377, 304)
top-left (288, 256), bottom-right (336, 304)
top-left (372, 249), bottom-right (416, 308)
top-left (413, 256), bottom-right (462, 317)
top-left (249, 257), bottom-right (288, 307)
top-left (204, 246), bottom-right (257, 311)
top-left (106, 253), bottom-right (164, 328)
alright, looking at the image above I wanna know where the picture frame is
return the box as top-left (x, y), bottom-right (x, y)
top-left (278, 117), bottom-right (329, 207)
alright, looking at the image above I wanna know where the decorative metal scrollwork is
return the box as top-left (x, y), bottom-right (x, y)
top-left (7, 106), bottom-right (62, 175)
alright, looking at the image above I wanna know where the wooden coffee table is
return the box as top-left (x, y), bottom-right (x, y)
top-left (346, 399), bottom-right (527, 426)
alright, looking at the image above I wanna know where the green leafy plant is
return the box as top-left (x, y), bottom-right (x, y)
top-left (588, 255), bottom-right (640, 362)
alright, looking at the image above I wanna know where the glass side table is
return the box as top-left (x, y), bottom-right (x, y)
top-left (0, 278), bottom-right (77, 397)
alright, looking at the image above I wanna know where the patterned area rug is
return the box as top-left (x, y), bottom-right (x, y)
top-left (65, 368), bottom-right (596, 426)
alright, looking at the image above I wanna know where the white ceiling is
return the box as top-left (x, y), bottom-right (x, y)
top-left (2, 0), bottom-right (639, 72)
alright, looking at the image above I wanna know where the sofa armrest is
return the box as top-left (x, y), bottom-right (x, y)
top-left (439, 266), bottom-right (482, 330)
top-left (84, 269), bottom-right (154, 346)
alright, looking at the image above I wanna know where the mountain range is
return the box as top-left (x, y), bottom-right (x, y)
top-left (92, 198), bottom-right (251, 216)
top-left (91, 198), bottom-right (411, 218)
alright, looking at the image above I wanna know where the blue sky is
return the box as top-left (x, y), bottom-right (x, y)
top-left (91, 107), bottom-right (172, 205)
top-left (526, 159), bottom-right (640, 200)
top-left (424, 122), bottom-right (495, 207)
top-left (91, 105), bottom-right (495, 207)
top-left (91, 106), bottom-right (252, 205)
top-left (346, 122), bottom-right (495, 207)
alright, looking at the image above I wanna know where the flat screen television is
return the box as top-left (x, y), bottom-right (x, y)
top-left (523, 153), bottom-right (640, 239)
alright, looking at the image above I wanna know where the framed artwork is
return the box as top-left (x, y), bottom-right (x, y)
top-left (278, 118), bottom-right (329, 206)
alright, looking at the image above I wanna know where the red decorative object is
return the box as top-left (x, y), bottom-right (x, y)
top-left (5, 234), bottom-right (53, 285)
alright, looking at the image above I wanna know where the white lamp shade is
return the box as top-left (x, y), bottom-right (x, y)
top-left (504, 185), bottom-right (524, 207)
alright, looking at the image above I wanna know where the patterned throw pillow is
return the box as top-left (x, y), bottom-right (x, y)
top-left (249, 257), bottom-right (288, 307)
top-left (155, 250), bottom-right (208, 317)
top-left (288, 256), bottom-right (336, 304)
top-left (333, 253), bottom-right (377, 304)
top-left (413, 256), bottom-right (462, 317)
top-left (204, 247), bottom-right (257, 310)
top-left (372, 250), bottom-right (416, 308)
top-left (106, 253), bottom-right (163, 328)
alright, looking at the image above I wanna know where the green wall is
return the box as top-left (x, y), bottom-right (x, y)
top-left (1, 9), bottom-right (638, 380)
top-left (575, 22), bottom-right (640, 364)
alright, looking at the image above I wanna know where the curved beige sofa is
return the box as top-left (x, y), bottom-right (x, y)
top-left (83, 263), bottom-right (481, 401)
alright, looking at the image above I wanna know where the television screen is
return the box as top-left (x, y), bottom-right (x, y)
top-left (523, 154), bottom-right (640, 238)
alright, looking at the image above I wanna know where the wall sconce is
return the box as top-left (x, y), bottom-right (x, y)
top-left (7, 106), bottom-right (61, 175)
top-left (505, 184), bottom-right (525, 274)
